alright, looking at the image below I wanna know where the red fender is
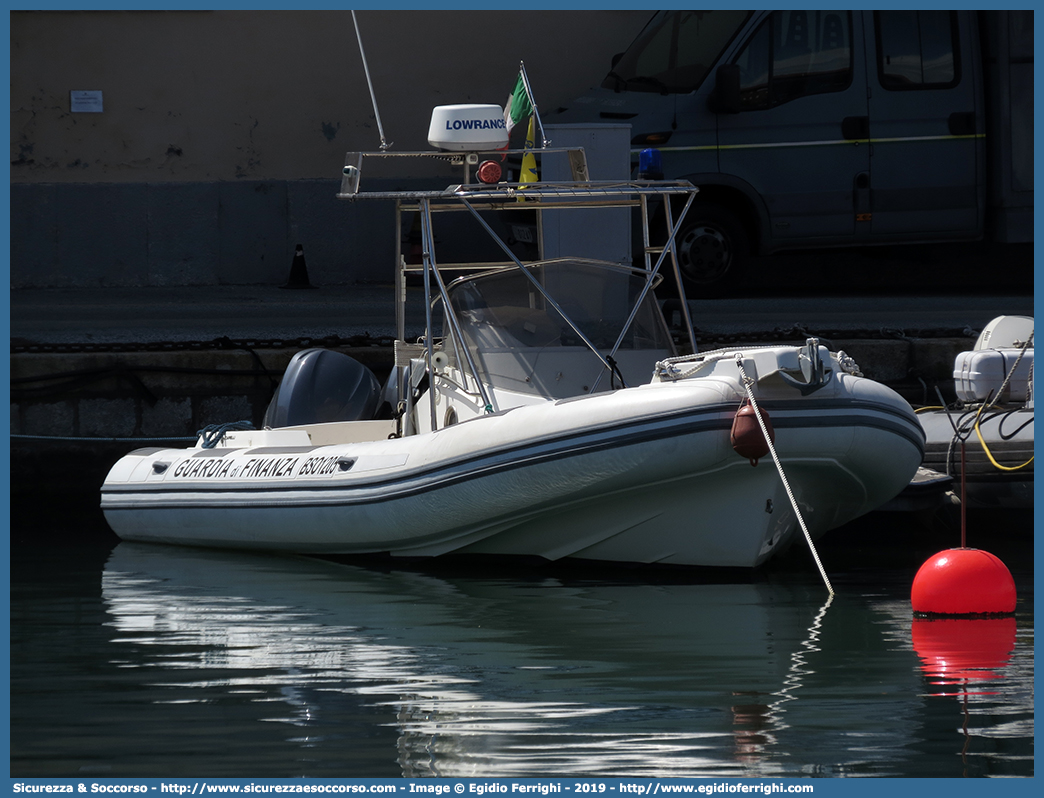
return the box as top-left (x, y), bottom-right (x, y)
top-left (731, 399), bottom-right (774, 466)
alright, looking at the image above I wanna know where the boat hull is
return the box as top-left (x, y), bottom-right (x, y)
top-left (102, 376), bottom-right (924, 568)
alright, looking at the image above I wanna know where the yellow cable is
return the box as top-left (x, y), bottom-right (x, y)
top-left (973, 405), bottom-right (1034, 472)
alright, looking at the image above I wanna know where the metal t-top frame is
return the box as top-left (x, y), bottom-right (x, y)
top-left (336, 149), bottom-right (700, 420)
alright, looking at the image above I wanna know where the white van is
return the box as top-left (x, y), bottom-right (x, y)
top-left (553, 10), bottom-right (1032, 291)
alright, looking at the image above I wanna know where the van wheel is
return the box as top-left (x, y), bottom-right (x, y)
top-left (672, 205), bottom-right (749, 294)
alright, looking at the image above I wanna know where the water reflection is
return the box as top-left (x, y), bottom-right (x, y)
top-left (910, 615), bottom-right (1029, 777)
top-left (868, 597), bottom-right (1034, 777)
top-left (90, 543), bottom-right (1033, 778)
top-left (912, 616), bottom-right (1017, 689)
top-left (100, 545), bottom-right (837, 777)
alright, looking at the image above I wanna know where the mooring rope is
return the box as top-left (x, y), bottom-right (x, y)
top-left (197, 420), bottom-right (256, 449)
top-left (735, 354), bottom-right (834, 597)
top-left (983, 332), bottom-right (1033, 413)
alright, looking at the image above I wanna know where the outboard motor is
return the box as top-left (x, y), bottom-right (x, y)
top-left (263, 349), bottom-right (382, 428)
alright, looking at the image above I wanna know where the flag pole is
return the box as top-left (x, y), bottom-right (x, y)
top-left (518, 61), bottom-right (548, 148)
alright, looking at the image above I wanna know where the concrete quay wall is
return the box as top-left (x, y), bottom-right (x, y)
top-left (11, 336), bottom-right (965, 444)
top-left (11, 346), bottom-right (393, 443)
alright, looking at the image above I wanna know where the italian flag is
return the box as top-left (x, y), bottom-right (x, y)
top-left (504, 71), bottom-right (534, 136)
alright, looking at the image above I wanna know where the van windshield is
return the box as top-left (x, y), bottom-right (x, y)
top-left (603, 10), bottom-right (751, 94)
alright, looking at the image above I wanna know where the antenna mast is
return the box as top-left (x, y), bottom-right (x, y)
top-left (351, 11), bottom-right (391, 151)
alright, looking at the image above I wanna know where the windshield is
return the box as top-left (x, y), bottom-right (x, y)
top-left (603, 10), bottom-right (751, 94)
top-left (444, 260), bottom-right (675, 399)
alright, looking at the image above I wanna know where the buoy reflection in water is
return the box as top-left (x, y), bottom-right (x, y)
top-left (911, 616), bottom-right (1017, 691)
top-left (910, 615), bottom-right (1019, 773)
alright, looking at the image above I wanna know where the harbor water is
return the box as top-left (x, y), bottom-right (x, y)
top-left (9, 505), bottom-right (1033, 781)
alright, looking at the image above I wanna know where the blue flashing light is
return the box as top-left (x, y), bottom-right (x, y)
top-left (638, 148), bottom-right (663, 180)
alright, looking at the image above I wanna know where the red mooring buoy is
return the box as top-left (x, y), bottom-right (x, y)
top-left (731, 398), bottom-right (774, 466)
top-left (911, 548), bottom-right (1016, 616)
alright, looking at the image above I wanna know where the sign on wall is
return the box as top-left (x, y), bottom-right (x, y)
top-left (70, 90), bottom-right (103, 112)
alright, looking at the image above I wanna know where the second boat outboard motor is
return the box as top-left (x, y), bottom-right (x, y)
top-left (263, 348), bottom-right (382, 428)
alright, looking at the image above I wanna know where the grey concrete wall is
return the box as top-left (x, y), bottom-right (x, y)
top-left (9, 175), bottom-right (547, 287)
top-left (11, 348), bottom-right (344, 440)
top-left (10, 180), bottom-right (399, 287)
top-left (11, 122), bottom-right (644, 288)
top-left (11, 9), bottom-right (650, 287)
top-left (11, 10), bottom-right (649, 183)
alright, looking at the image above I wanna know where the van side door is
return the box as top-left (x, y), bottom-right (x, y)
top-left (717, 10), bottom-right (870, 243)
top-left (865, 10), bottom-right (984, 237)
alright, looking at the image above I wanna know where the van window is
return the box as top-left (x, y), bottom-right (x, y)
top-left (876, 11), bottom-right (959, 90)
top-left (602, 10), bottom-right (750, 94)
top-left (733, 10), bottom-right (852, 110)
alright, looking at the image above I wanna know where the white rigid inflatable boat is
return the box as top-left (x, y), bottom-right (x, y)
top-left (101, 143), bottom-right (925, 568)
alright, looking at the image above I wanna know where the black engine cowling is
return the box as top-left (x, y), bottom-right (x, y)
top-left (263, 348), bottom-right (381, 428)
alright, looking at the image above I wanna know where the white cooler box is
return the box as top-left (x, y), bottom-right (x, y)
top-left (954, 348), bottom-right (1033, 403)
